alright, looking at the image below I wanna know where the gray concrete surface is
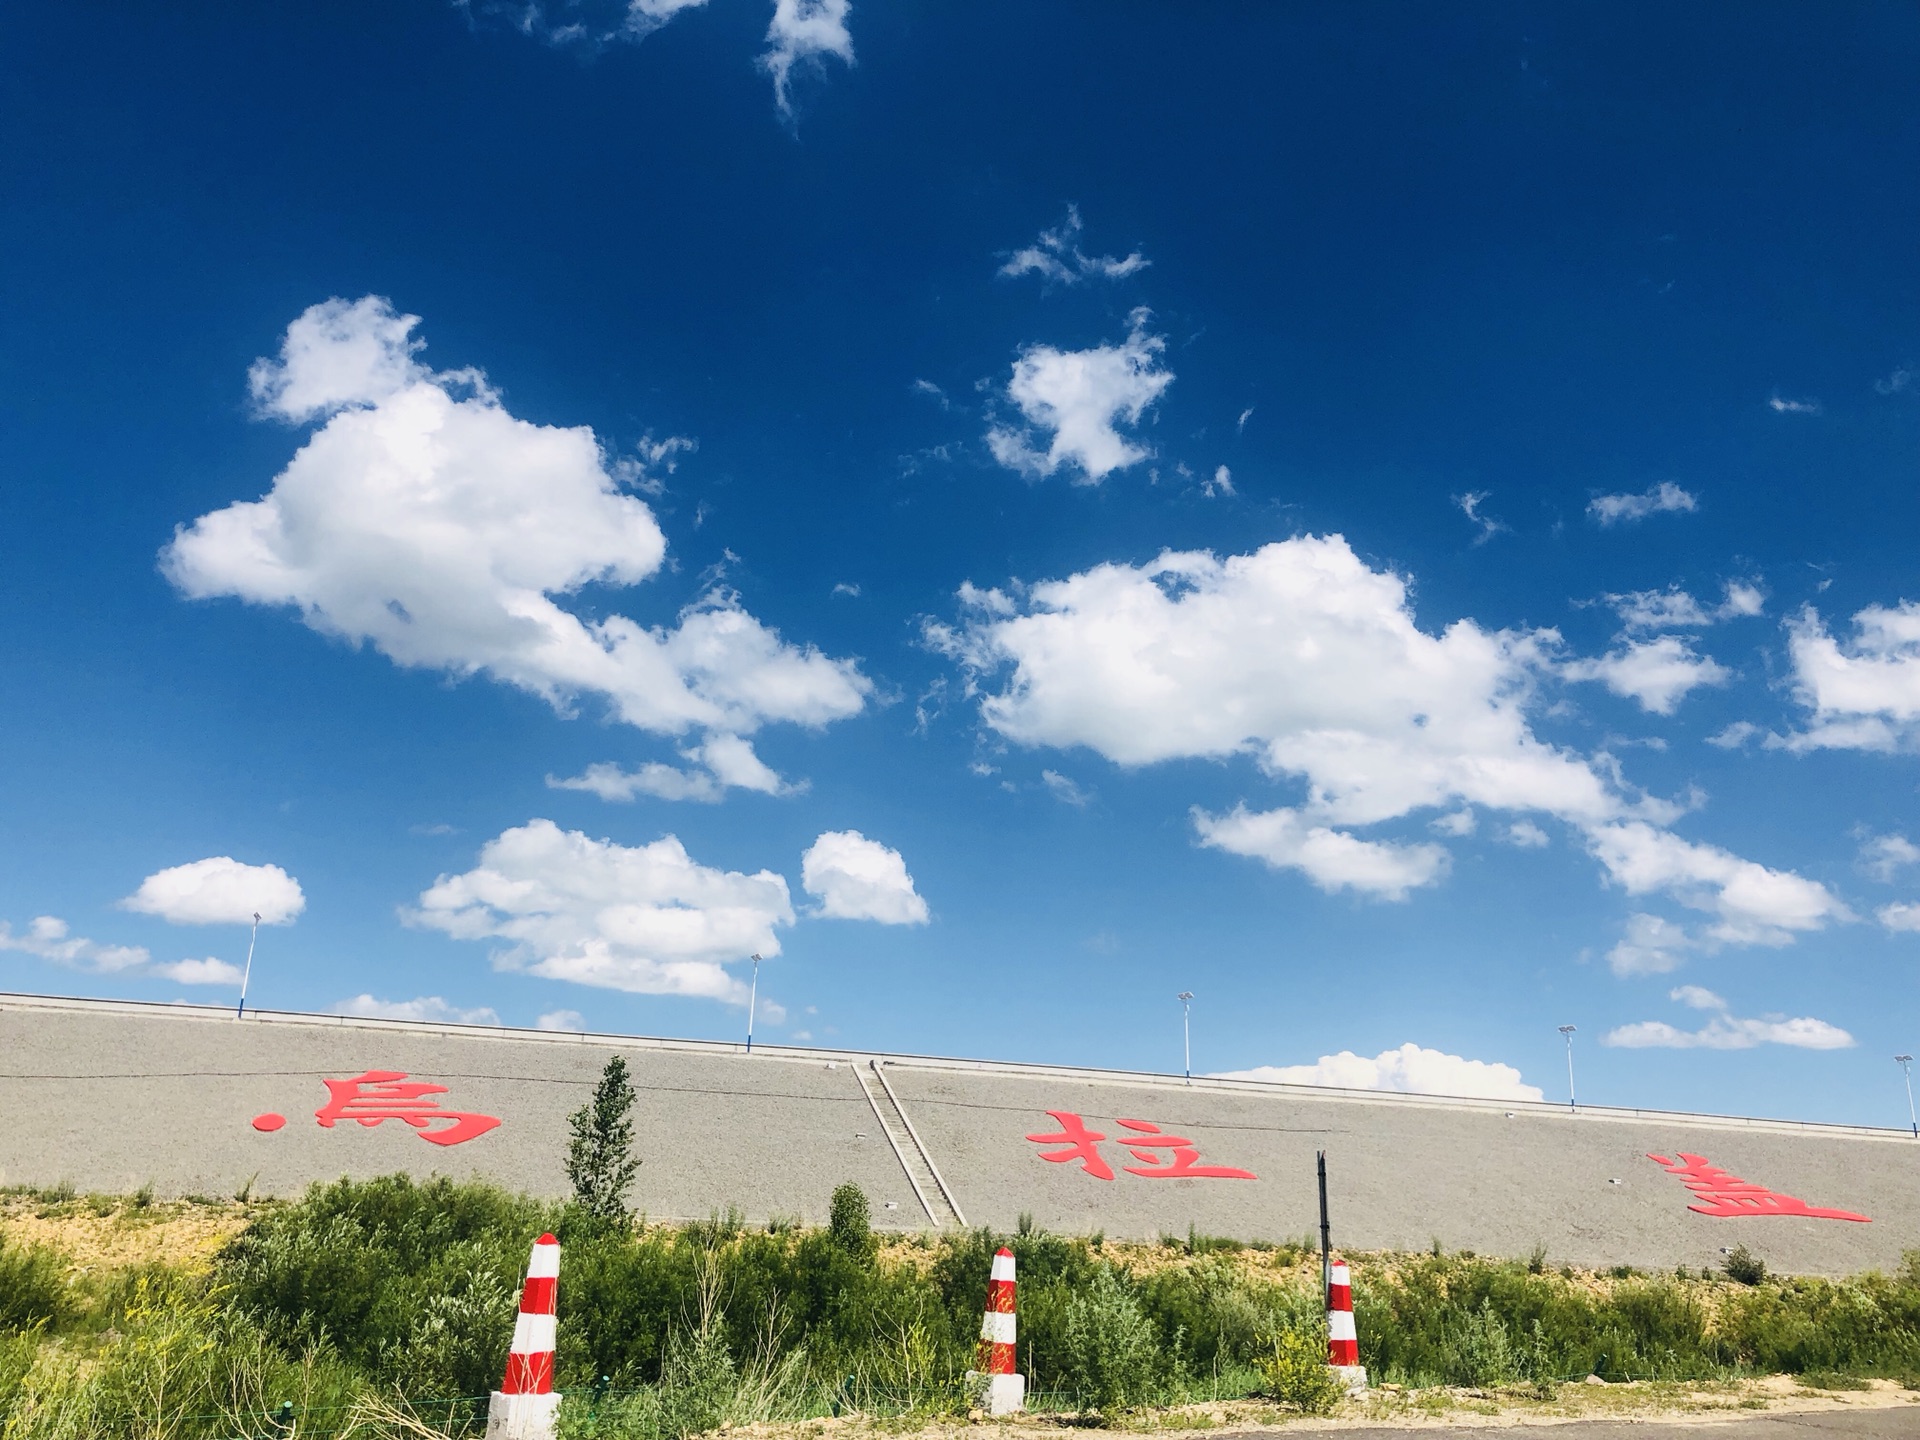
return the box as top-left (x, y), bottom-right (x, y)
top-left (3, 994), bottom-right (1917, 1275)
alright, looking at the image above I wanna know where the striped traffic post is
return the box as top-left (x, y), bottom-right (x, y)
top-left (965, 1246), bottom-right (1025, 1414)
top-left (486, 1233), bottom-right (562, 1439)
top-left (1325, 1258), bottom-right (1368, 1394)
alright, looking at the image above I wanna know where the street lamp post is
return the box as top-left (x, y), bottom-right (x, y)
top-left (1178, 992), bottom-right (1194, 1084)
top-left (236, 912), bottom-right (261, 1020)
top-left (1558, 1025), bottom-right (1577, 1111)
top-left (746, 953), bottom-right (761, 1054)
top-left (1897, 1055), bottom-right (1916, 1138)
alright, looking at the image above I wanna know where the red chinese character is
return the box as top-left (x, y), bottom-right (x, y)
top-left (315, 1070), bottom-right (501, 1148)
top-left (1025, 1110), bottom-right (1114, 1180)
top-left (1646, 1152), bottom-right (1868, 1223)
top-left (1114, 1118), bottom-right (1257, 1179)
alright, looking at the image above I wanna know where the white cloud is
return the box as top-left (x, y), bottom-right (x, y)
top-left (0, 916), bottom-right (150, 973)
top-left (333, 994), bottom-right (504, 1026)
top-left (152, 957), bottom-right (246, 986)
top-left (411, 819), bottom-right (793, 1002)
top-left (470, 0), bottom-right (709, 49)
top-left (1453, 491), bottom-right (1507, 545)
top-left (986, 308), bottom-right (1172, 484)
top-left (1604, 581), bottom-right (1763, 631)
top-left (1878, 901), bottom-right (1920, 932)
top-left (1204, 465), bottom-right (1235, 498)
top-left (548, 733), bottom-right (792, 804)
top-left (1780, 602), bottom-right (1920, 752)
top-left (1503, 820), bottom-right (1550, 848)
top-left (759, 0), bottom-right (853, 118)
top-left (167, 299), bottom-right (867, 788)
top-left (536, 1008), bottom-right (587, 1032)
top-left (1586, 820), bottom-right (1850, 947)
top-left (1587, 482), bottom-right (1698, 526)
top-left (1214, 1043), bottom-right (1543, 1102)
top-left (1707, 721), bottom-right (1760, 750)
top-left (1041, 769), bottom-right (1092, 807)
top-left (800, 830), bottom-right (929, 924)
top-left (1768, 394), bottom-right (1822, 415)
top-left (1606, 911), bottom-right (1698, 977)
top-left (1430, 808), bottom-right (1476, 837)
top-left (1877, 366), bottom-right (1914, 396)
top-left (1564, 635), bottom-right (1731, 714)
top-left (1194, 805), bottom-right (1449, 900)
top-left (999, 206), bottom-right (1149, 286)
top-left (1859, 833), bottom-right (1920, 883)
top-left (1604, 988), bottom-right (1853, 1051)
top-left (932, 534), bottom-right (1842, 942)
top-left (121, 856), bottom-right (305, 926)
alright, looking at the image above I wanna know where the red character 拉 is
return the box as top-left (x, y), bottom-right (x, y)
top-left (1646, 1152), bottom-right (1868, 1223)
top-left (315, 1070), bottom-right (501, 1147)
top-left (1024, 1110), bottom-right (1115, 1180)
top-left (1114, 1118), bottom-right (1257, 1179)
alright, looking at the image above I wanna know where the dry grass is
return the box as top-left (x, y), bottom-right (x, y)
top-left (0, 1190), bottom-right (258, 1275)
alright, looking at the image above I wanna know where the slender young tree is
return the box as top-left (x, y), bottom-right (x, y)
top-left (566, 1054), bottom-right (640, 1224)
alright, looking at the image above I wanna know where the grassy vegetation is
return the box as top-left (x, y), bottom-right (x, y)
top-left (3, 1178), bottom-right (1920, 1438)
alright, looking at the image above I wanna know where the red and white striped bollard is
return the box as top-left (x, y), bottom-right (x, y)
top-left (486, 1232), bottom-right (562, 1439)
top-left (965, 1246), bottom-right (1025, 1414)
top-left (1325, 1258), bottom-right (1367, 1395)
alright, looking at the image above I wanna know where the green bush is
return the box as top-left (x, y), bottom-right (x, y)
top-left (1256, 1325), bottom-right (1341, 1413)
top-left (828, 1183), bottom-right (872, 1260)
top-left (0, 1238), bottom-right (66, 1331)
top-left (1724, 1246), bottom-right (1768, 1286)
top-left (1059, 1265), bottom-right (1158, 1412)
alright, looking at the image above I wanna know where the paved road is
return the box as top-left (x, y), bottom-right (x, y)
top-left (1226, 1409), bottom-right (1920, 1438)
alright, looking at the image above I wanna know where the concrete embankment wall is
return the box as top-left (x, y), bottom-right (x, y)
top-left (2, 994), bottom-right (1913, 1276)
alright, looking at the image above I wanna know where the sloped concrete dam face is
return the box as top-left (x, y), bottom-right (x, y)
top-left (2, 995), bottom-right (1915, 1277)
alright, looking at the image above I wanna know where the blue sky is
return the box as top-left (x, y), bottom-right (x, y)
top-left (5, 2), bottom-right (1920, 1125)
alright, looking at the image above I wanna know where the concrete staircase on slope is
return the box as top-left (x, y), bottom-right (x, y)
top-left (855, 1059), bottom-right (967, 1229)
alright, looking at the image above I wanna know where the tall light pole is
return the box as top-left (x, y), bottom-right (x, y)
top-left (745, 953), bottom-right (761, 1054)
top-left (1898, 1055), bottom-right (1916, 1138)
top-left (1558, 1025), bottom-right (1577, 1111)
top-left (236, 912), bottom-right (261, 1020)
top-left (1178, 992), bottom-right (1194, 1084)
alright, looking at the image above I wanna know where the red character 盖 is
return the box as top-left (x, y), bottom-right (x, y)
top-left (315, 1070), bottom-right (501, 1148)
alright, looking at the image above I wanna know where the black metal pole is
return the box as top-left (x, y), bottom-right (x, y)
top-left (1317, 1149), bottom-right (1331, 1301)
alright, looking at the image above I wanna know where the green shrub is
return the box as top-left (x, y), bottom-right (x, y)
top-left (568, 1055), bottom-right (642, 1228)
top-left (1256, 1324), bottom-right (1341, 1413)
top-left (1059, 1265), bottom-right (1158, 1412)
top-left (0, 1238), bottom-right (67, 1331)
top-left (1724, 1246), bottom-right (1768, 1286)
top-left (828, 1183), bottom-right (872, 1260)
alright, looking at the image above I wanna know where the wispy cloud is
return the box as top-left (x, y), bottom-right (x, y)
top-left (1453, 491), bottom-right (1507, 545)
top-left (1587, 482), bottom-right (1698, 526)
top-left (1604, 985), bottom-right (1853, 1050)
top-left (1768, 394), bottom-right (1822, 415)
top-left (999, 206), bottom-right (1149, 286)
top-left (760, 0), bottom-right (854, 120)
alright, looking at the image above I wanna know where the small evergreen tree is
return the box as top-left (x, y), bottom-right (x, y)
top-left (828, 1182), bottom-right (871, 1257)
top-left (566, 1055), bottom-right (640, 1225)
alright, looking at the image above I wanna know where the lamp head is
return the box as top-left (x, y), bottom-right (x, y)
top-left (1177, 991), bottom-right (1194, 1003)
top-left (1558, 1024), bottom-right (1576, 1036)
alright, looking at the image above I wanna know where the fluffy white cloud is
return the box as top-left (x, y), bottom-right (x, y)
top-left (153, 957), bottom-right (246, 986)
top-left (548, 734), bottom-right (791, 804)
top-left (333, 994), bottom-right (504, 1026)
top-left (1214, 1043), bottom-right (1543, 1102)
top-left (1587, 482), bottom-right (1698, 525)
top-left (166, 300), bottom-right (867, 790)
top-left (1859, 833), bottom-right (1920, 883)
top-left (1605, 581), bottom-right (1764, 631)
top-left (120, 856), bottom-right (305, 926)
top-left (1194, 805), bottom-right (1448, 900)
top-left (1878, 902), bottom-right (1920, 933)
top-left (800, 830), bottom-right (929, 924)
top-left (986, 308), bottom-right (1172, 483)
top-left (0, 916), bottom-right (149, 973)
top-left (759, 0), bottom-right (853, 118)
top-left (537, 1009), bottom-right (588, 1032)
top-left (931, 534), bottom-right (1843, 934)
top-left (410, 819), bottom-right (793, 1001)
top-left (1586, 821), bottom-right (1849, 947)
top-left (1503, 820), bottom-right (1550, 848)
top-left (999, 206), bottom-right (1149, 285)
top-left (1605, 987), bottom-right (1854, 1050)
top-left (1564, 635), bottom-right (1730, 714)
top-left (0, 917), bottom-right (244, 987)
top-left (1606, 911), bottom-right (1697, 977)
top-left (1780, 602), bottom-right (1920, 752)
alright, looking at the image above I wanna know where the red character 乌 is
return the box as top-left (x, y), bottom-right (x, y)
top-left (1025, 1110), bottom-right (1115, 1180)
top-left (1114, 1118), bottom-right (1257, 1179)
top-left (315, 1070), bottom-right (501, 1148)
